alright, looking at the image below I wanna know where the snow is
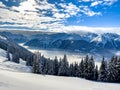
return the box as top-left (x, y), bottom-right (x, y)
top-left (0, 35), bottom-right (7, 40)
top-left (0, 67), bottom-right (120, 90)
top-left (91, 33), bottom-right (117, 49)
top-left (92, 35), bottom-right (102, 42)
top-left (0, 48), bottom-right (120, 90)
top-left (0, 48), bottom-right (31, 72)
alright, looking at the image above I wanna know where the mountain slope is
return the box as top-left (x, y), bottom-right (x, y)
top-left (0, 70), bottom-right (120, 90)
top-left (0, 33), bottom-right (34, 66)
top-left (24, 32), bottom-right (120, 53)
top-left (1, 31), bottom-right (120, 54)
top-left (0, 48), bottom-right (31, 72)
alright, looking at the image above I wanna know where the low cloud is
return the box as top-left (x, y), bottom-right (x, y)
top-left (49, 26), bottom-right (120, 34)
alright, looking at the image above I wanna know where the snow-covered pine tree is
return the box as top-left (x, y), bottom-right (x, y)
top-left (117, 57), bottom-right (120, 82)
top-left (12, 52), bottom-right (20, 63)
top-left (43, 58), bottom-right (49, 74)
top-left (26, 55), bottom-right (33, 66)
top-left (98, 57), bottom-right (108, 82)
top-left (107, 56), bottom-right (120, 82)
top-left (53, 56), bottom-right (59, 75)
top-left (59, 58), bottom-right (62, 67)
top-left (40, 55), bottom-right (47, 74)
top-left (83, 55), bottom-right (89, 79)
top-left (78, 59), bottom-right (84, 78)
top-left (94, 65), bottom-right (98, 81)
top-left (32, 51), bottom-right (42, 74)
top-left (58, 54), bottom-right (69, 76)
top-left (87, 56), bottom-right (95, 80)
top-left (69, 63), bottom-right (74, 76)
top-left (73, 62), bottom-right (79, 77)
top-left (47, 60), bottom-right (54, 75)
top-left (6, 47), bottom-right (10, 61)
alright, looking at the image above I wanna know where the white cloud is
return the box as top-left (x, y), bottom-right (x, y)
top-left (103, 0), bottom-right (118, 6)
top-left (0, 0), bottom-right (118, 32)
top-left (79, 0), bottom-right (117, 6)
top-left (0, 2), bottom-right (6, 7)
top-left (79, 0), bottom-right (91, 2)
top-left (79, 6), bottom-right (101, 16)
top-left (59, 3), bottom-right (80, 16)
top-left (0, 1), bottom-right (83, 29)
top-left (0, 0), bottom-right (61, 29)
top-left (52, 2), bottom-right (81, 20)
top-left (91, 1), bottom-right (102, 7)
top-left (12, 0), bottom-right (38, 12)
top-left (49, 25), bottom-right (120, 34)
top-left (54, 13), bottom-right (68, 19)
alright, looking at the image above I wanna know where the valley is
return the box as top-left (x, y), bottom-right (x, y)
top-left (1, 30), bottom-right (119, 58)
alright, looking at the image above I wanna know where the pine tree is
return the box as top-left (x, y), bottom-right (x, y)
top-left (6, 48), bottom-right (10, 61)
top-left (94, 65), bottom-right (98, 81)
top-left (107, 56), bottom-right (120, 82)
top-left (40, 55), bottom-right (47, 74)
top-left (117, 57), bottom-right (120, 82)
top-left (83, 55), bottom-right (89, 79)
top-left (32, 51), bottom-right (42, 74)
top-left (12, 52), bottom-right (20, 63)
top-left (26, 55), bottom-right (33, 66)
top-left (59, 58), bottom-right (62, 68)
top-left (78, 59), bottom-right (84, 78)
top-left (53, 56), bottom-right (59, 75)
top-left (43, 59), bottom-right (49, 74)
top-left (87, 56), bottom-right (95, 80)
top-left (47, 60), bottom-right (54, 75)
top-left (58, 54), bottom-right (69, 76)
top-left (98, 57), bottom-right (107, 82)
top-left (73, 62), bottom-right (79, 77)
top-left (69, 63), bottom-right (74, 76)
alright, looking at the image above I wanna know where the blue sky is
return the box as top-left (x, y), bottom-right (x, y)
top-left (0, 0), bottom-right (120, 33)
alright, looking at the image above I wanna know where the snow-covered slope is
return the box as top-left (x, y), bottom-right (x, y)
top-left (0, 48), bottom-right (31, 72)
top-left (0, 33), bottom-right (34, 66)
top-left (0, 48), bottom-right (120, 90)
top-left (0, 66), bottom-right (120, 90)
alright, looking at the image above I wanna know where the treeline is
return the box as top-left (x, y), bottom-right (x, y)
top-left (6, 48), bottom-right (20, 63)
top-left (6, 49), bottom-right (120, 83)
top-left (32, 51), bottom-right (120, 83)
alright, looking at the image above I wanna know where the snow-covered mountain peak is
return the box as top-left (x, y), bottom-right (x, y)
top-left (91, 33), bottom-right (119, 45)
top-left (91, 34), bottom-right (103, 42)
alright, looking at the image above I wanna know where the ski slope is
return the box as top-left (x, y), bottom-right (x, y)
top-left (0, 48), bottom-right (120, 90)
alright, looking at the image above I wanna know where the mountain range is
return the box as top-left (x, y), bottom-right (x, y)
top-left (0, 31), bottom-right (120, 54)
